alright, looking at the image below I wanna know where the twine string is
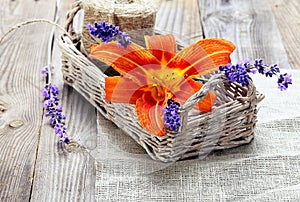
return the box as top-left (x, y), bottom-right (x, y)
top-left (0, 19), bottom-right (71, 45)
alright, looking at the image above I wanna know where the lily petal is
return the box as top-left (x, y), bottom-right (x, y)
top-left (174, 78), bottom-right (216, 112)
top-left (195, 91), bottom-right (217, 112)
top-left (144, 34), bottom-right (177, 65)
top-left (167, 38), bottom-right (235, 77)
top-left (105, 76), bottom-right (144, 104)
top-left (136, 93), bottom-right (165, 137)
top-left (90, 42), bottom-right (161, 76)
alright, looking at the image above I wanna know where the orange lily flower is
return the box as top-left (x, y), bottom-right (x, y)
top-left (90, 34), bottom-right (235, 136)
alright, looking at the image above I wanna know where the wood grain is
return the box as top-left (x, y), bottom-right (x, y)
top-left (198, 0), bottom-right (291, 69)
top-left (1, 0), bottom-right (98, 201)
top-left (30, 88), bottom-right (97, 202)
top-left (29, 0), bottom-right (97, 201)
top-left (155, 0), bottom-right (203, 46)
top-left (0, 0), bottom-right (298, 201)
top-left (269, 0), bottom-right (300, 69)
top-left (0, 0), bottom-right (53, 201)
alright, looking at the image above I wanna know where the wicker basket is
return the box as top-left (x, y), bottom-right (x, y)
top-left (58, 1), bottom-right (265, 162)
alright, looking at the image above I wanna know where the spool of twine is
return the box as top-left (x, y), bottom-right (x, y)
top-left (82, 0), bottom-right (160, 52)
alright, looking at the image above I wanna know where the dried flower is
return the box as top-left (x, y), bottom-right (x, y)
top-left (219, 59), bottom-right (292, 90)
top-left (41, 65), bottom-right (54, 75)
top-left (254, 59), bottom-right (266, 74)
top-left (163, 99), bottom-right (181, 132)
top-left (265, 64), bottom-right (280, 77)
top-left (87, 22), bottom-right (131, 48)
top-left (42, 69), bottom-right (70, 144)
top-left (277, 73), bottom-right (292, 91)
top-left (219, 61), bottom-right (251, 87)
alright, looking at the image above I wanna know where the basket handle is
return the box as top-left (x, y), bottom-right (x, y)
top-left (181, 74), bottom-right (224, 111)
top-left (63, 0), bottom-right (86, 55)
top-left (65, 1), bottom-right (83, 34)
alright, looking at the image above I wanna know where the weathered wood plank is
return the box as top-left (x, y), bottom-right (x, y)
top-left (198, 0), bottom-right (291, 69)
top-left (30, 0), bottom-right (97, 201)
top-left (30, 88), bottom-right (97, 202)
top-left (155, 0), bottom-right (203, 46)
top-left (0, 0), bottom-right (54, 201)
top-left (269, 0), bottom-right (300, 69)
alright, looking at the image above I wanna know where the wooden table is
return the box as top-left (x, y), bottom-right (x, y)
top-left (0, 0), bottom-right (299, 201)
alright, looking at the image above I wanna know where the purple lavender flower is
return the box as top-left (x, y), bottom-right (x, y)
top-left (162, 99), bottom-right (181, 132)
top-left (41, 66), bottom-right (54, 75)
top-left (277, 73), bottom-right (292, 91)
top-left (264, 64), bottom-right (280, 77)
top-left (219, 59), bottom-right (292, 90)
top-left (42, 88), bottom-right (50, 99)
top-left (55, 123), bottom-right (68, 142)
top-left (87, 22), bottom-right (131, 48)
top-left (254, 59), bottom-right (266, 74)
top-left (219, 62), bottom-right (250, 87)
top-left (42, 73), bottom-right (70, 144)
top-left (117, 32), bottom-right (131, 48)
top-left (253, 59), bottom-right (280, 77)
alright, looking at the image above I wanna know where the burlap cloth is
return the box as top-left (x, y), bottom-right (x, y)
top-left (86, 70), bottom-right (300, 201)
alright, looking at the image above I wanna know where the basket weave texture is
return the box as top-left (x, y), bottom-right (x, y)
top-left (59, 1), bottom-right (264, 162)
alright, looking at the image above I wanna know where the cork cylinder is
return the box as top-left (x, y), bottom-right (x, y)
top-left (82, 0), bottom-right (159, 53)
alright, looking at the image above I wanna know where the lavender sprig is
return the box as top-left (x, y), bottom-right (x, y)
top-left (41, 72), bottom-right (70, 144)
top-left (163, 99), bottom-right (181, 132)
top-left (87, 22), bottom-right (131, 48)
top-left (219, 59), bottom-right (292, 90)
top-left (40, 0), bottom-right (70, 144)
